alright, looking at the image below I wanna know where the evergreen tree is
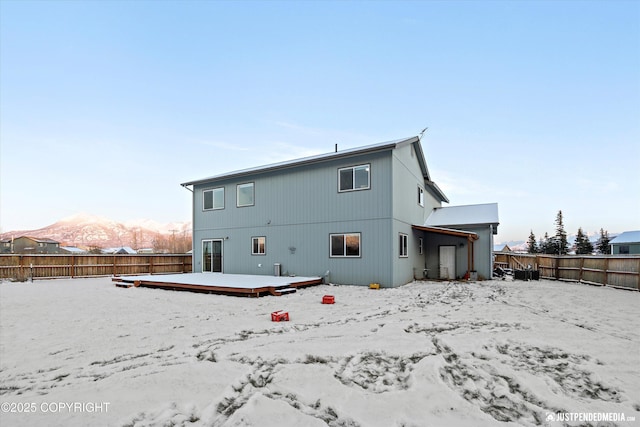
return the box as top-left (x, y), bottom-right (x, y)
top-left (554, 210), bottom-right (569, 255)
top-left (540, 232), bottom-right (556, 254)
top-left (527, 230), bottom-right (538, 254)
top-left (596, 228), bottom-right (611, 255)
top-left (575, 227), bottom-right (594, 255)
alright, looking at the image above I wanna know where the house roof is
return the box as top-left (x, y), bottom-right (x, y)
top-left (610, 230), bottom-right (640, 245)
top-left (60, 246), bottom-right (87, 254)
top-left (103, 246), bottom-right (137, 254)
top-left (181, 136), bottom-right (449, 202)
top-left (16, 236), bottom-right (59, 244)
top-left (425, 203), bottom-right (499, 228)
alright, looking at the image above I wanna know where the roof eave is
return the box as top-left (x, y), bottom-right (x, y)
top-left (180, 138), bottom-right (415, 187)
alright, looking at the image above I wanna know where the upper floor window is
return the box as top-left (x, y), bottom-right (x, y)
top-left (330, 233), bottom-right (361, 257)
top-left (237, 182), bottom-right (255, 207)
top-left (418, 186), bottom-right (424, 207)
top-left (203, 187), bottom-right (225, 210)
top-left (252, 237), bottom-right (266, 255)
top-left (338, 164), bottom-right (370, 192)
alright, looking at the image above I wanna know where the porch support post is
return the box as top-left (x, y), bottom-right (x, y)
top-left (470, 237), bottom-right (475, 271)
top-left (467, 238), bottom-right (472, 277)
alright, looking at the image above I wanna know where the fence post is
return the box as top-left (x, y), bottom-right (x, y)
top-left (578, 256), bottom-right (584, 283)
top-left (149, 256), bottom-right (154, 275)
top-left (603, 257), bottom-right (609, 287)
top-left (71, 255), bottom-right (75, 278)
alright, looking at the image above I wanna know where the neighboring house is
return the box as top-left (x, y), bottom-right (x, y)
top-left (181, 136), bottom-right (499, 287)
top-left (1, 238), bottom-right (11, 254)
top-left (609, 231), bottom-right (640, 255)
top-left (493, 244), bottom-right (511, 253)
top-left (102, 247), bottom-right (137, 255)
top-left (11, 236), bottom-right (61, 254)
top-left (60, 246), bottom-right (88, 254)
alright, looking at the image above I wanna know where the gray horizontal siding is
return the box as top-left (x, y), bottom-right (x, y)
top-left (192, 151), bottom-right (394, 286)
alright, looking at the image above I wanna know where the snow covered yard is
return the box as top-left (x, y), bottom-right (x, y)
top-left (1, 277), bottom-right (638, 427)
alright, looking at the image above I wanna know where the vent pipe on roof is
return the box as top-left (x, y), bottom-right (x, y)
top-left (335, 143), bottom-right (338, 152)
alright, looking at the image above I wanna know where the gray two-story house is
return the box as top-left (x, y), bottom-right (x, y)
top-left (181, 136), bottom-right (498, 287)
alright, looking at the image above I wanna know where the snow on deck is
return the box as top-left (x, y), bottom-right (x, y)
top-left (114, 272), bottom-right (324, 296)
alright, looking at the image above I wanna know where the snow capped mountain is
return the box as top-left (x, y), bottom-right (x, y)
top-left (1, 213), bottom-right (191, 250)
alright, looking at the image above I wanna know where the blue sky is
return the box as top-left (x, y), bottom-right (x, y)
top-left (1, 0), bottom-right (638, 243)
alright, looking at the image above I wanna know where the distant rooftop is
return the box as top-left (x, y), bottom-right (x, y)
top-left (610, 230), bottom-right (640, 244)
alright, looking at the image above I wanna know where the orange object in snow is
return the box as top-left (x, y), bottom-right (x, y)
top-left (271, 310), bottom-right (289, 322)
top-left (322, 295), bottom-right (335, 304)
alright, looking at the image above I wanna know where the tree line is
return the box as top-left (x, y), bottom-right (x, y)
top-left (526, 210), bottom-right (611, 255)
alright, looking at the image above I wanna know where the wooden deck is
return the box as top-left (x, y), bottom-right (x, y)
top-left (112, 272), bottom-right (324, 297)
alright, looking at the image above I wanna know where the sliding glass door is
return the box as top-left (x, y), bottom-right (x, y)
top-left (202, 239), bottom-right (223, 273)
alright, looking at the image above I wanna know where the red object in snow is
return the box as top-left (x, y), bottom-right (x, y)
top-left (322, 295), bottom-right (335, 304)
top-left (271, 310), bottom-right (289, 322)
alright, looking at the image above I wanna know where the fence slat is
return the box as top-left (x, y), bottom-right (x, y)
top-left (0, 254), bottom-right (192, 281)
top-left (494, 253), bottom-right (639, 291)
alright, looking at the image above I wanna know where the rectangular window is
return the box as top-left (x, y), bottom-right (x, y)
top-left (237, 182), bottom-right (254, 207)
top-left (203, 187), bottom-right (224, 210)
top-left (418, 186), bottom-right (424, 207)
top-left (619, 245), bottom-right (630, 254)
top-left (399, 233), bottom-right (408, 257)
top-left (330, 233), bottom-right (361, 257)
top-left (418, 237), bottom-right (423, 255)
top-left (338, 164), bottom-right (370, 192)
top-left (252, 237), bottom-right (266, 255)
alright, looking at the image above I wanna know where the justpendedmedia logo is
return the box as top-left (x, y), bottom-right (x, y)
top-left (546, 411), bottom-right (634, 424)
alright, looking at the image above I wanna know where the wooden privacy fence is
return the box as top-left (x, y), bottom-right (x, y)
top-left (0, 254), bottom-right (192, 281)
top-left (494, 253), bottom-right (640, 291)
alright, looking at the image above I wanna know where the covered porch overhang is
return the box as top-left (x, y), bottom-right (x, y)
top-left (412, 225), bottom-right (479, 278)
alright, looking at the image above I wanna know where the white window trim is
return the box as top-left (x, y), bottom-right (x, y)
top-left (418, 186), bottom-right (424, 207)
top-left (399, 233), bottom-right (408, 257)
top-left (418, 237), bottom-right (423, 255)
top-left (237, 182), bottom-right (255, 207)
top-left (252, 236), bottom-right (266, 255)
top-left (329, 233), bottom-right (361, 258)
top-left (203, 187), bottom-right (225, 211)
top-left (338, 164), bottom-right (370, 192)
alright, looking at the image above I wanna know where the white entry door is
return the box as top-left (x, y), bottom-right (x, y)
top-left (439, 246), bottom-right (456, 280)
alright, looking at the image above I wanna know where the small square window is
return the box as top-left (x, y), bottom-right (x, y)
top-left (237, 182), bottom-right (255, 207)
top-left (252, 237), bottom-right (266, 255)
top-left (203, 187), bottom-right (224, 210)
top-left (338, 165), bottom-right (370, 192)
top-left (399, 234), bottom-right (408, 257)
